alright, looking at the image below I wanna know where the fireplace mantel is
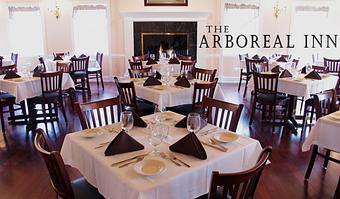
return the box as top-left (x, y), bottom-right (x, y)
top-left (121, 11), bottom-right (209, 70)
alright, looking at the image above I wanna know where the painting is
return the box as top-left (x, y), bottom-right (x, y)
top-left (144, 0), bottom-right (188, 6)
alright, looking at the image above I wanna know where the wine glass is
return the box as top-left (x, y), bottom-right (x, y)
top-left (148, 123), bottom-right (168, 155)
top-left (187, 113), bottom-right (201, 134)
top-left (154, 105), bottom-right (166, 123)
top-left (120, 111), bottom-right (134, 134)
top-left (162, 71), bottom-right (171, 85)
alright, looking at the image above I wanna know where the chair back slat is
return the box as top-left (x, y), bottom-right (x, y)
top-left (70, 56), bottom-right (89, 72)
top-left (96, 52), bottom-right (103, 67)
top-left (180, 60), bottom-right (196, 74)
top-left (0, 64), bottom-right (17, 75)
top-left (313, 89), bottom-right (337, 120)
top-left (76, 97), bottom-right (121, 130)
top-left (129, 59), bottom-right (143, 70)
top-left (192, 79), bottom-right (218, 111)
top-left (40, 71), bottom-right (63, 97)
top-left (56, 62), bottom-right (71, 73)
top-left (114, 77), bottom-right (138, 110)
top-left (192, 66), bottom-right (217, 82)
top-left (245, 58), bottom-right (265, 74)
top-left (208, 146), bottom-right (272, 199)
top-left (128, 67), bottom-right (152, 78)
top-left (324, 58), bottom-right (340, 73)
top-left (34, 129), bottom-right (75, 199)
top-left (201, 96), bottom-right (243, 132)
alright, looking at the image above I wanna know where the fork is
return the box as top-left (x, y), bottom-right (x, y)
top-left (168, 154), bottom-right (191, 168)
top-left (160, 152), bottom-right (181, 166)
top-left (209, 138), bottom-right (228, 152)
top-left (118, 157), bottom-right (144, 168)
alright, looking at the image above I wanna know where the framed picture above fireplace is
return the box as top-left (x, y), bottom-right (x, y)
top-left (144, 0), bottom-right (188, 6)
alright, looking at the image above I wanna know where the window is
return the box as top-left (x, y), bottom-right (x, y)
top-left (223, 2), bottom-right (260, 55)
top-left (73, 4), bottom-right (109, 55)
top-left (8, 6), bottom-right (44, 56)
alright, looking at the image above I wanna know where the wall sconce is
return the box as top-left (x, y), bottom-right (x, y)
top-left (48, 0), bottom-right (61, 19)
top-left (274, 0), bottom-right (286, 19)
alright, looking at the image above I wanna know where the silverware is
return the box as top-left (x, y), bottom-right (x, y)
top-left (118, 157), bottom-right (144, 168)
top-left (160, 152), bottom-right (181, 166)
top-left (198, 127), bottom-right (218, 135)
top-left (168, 154), bottom-right (191, 168)
top-left (94, 141), bottom-right (111, 149)
top-left (111, 154), bottom-right (148, 167)
top-left (200, 140), bottom-right (227, 152)
top-left (209, 138), bottom-right (228, 152)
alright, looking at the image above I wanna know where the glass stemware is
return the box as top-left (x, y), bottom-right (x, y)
top-left (148, 123), bottom-right (169, 155)
top-left (187, 112), bottom-right (201, 134)
top-left (120, 111), bottom-right (134, 134)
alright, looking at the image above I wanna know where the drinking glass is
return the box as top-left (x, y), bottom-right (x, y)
top-left (154, 105), bottom-right (166, 123)
top-left (120, 111), bottom-right (134, 134)
top-left (162, 71), bottom-right (171, 85)
top-left (187, 113), bottom-right (201, 134)
top-left (148, 123), bottom-right (168, 155)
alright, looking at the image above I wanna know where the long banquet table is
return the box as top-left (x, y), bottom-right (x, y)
top-left (61, 112), bottom-right (263, 199)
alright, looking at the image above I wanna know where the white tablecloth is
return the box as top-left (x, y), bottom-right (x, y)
top-left (0, 73), bottom-right (75, 102)
top-left (302, 111), bottom-right (340, 152)
top-left (61, 112), bottom-right (263, 199)
top-left (2, 59), bottom-right (13, 66)
top-left (248, 74), bottom-right (338, 98)
top-left (128, 77), bottom-right (225, 108)
top-left (142, 61), bottom-right (181, 74)
top-left (45, 57), bottom-right (99, 71)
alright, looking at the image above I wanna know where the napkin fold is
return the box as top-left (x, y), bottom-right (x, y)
top-left (169, 132), bottom-right (207, 160)
top-left (132, 111), bottom-right (147, 128)
top-left (279, 69), bottom-right (293, 78)
top-left (271, 65), bottom-right (282, 73)
top-left (53, 56), bottom-right (63, 61)
top-left (252, 54), bottom-right (260, 60)
top-left (260, 56), bottom-right (268, 62)
top-left (175, 116), bottom-right (208, 130)
top-left (32, 65), bottom-right (45, 77)
top-left (155, 71), bottom-right (162, 80)
top-left (104, 130), bottom-right (144, 156)
top-left (305, 70), bottom-right (322, 80)
top-left (174, 76), bottom-right (191, 88)
top-left (276, 56), bottom-right (287, 62)
top-left (4, 71), bottom-right (21, 79)
top-left (168, 57), bottom-right (180, 64)
top-left (146, 59), bottom-right (158, 65)
top-left (79, 54), bottom-right (87, 58)
top-left (301, 66), bottom-right (307, 74)
top-left (143, 76), bottom-right (162, 86)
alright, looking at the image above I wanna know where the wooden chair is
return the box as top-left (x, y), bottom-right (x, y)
top-left (114, 77), bottom-right (154, 116)
top-left (192, 67), bottom-right (217, 82)
top-left (132, 55), bottom-right (146, 62)
top-left (88, 52), bottom-right (104, 89)
top-left (128, 67), bottom-right (152, 78)
top-left (34, 128), bottom-right (104, 199)
top-left (56, 62), bottom-right (71, 73)
top-left (11, 53), bottom-right (18, 66)
top-left (201, 96), bottom-right (243, 132)
top-left (177, 55), bottom-right (193, 60)
top-left (305, 89), bottom-right (338, 180)
top-left (180, 60), bottom-right (196, 74)
top-left (312, 65), bottom-right (328, 73)
top-left (249, 72), bottom-right (290, 132)
top-left (167, 79), bottom-right (218, 116)
top-left (324, 58), bottom-right (340, 73)
top-left (32, 71), bottom-right (68, 125)
top-left (76, 97), bottom-right (121, 130)
top-left (206, 146), bottom-right (272, 199)
top-left (237, 54), bottom-right (250, 93)
top-left (0, 64), bottom-right (17, 74)
top-left (70, 56), bottom-right (91, 94)
top-left (0, 56), bottom-right (3, 66)
top-left (38, 56), bottom-right (47, 72)
top-left (241, 58), bottom-right (265, 98)
top-left (128, 59), bottom-right (143, 70)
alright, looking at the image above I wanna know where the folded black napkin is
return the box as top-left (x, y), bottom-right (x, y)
top-left (79, 54), bottom-right (87, 58)
top-left (146, 59), bottom-right (158, 65)
top-left (174, 76), bottom-right (191, 88)
top-left (271, 65), bottom-right (282, 73)
top-left (276, 56), bottom-right (287, 62)
top-left (301, 66), bottom-right (307, 74)
top-left (132, 111), bottom-right (147, 128)
top-left (104, 130), bottom-right (144, 156)
top-left (260, 56), bottom-right (268, 62)
top-left (168, 57), bottom-right (180, 64)
top-left (305, 70), bottom-right (321, 80)
top-left (175, 116), bottom-right (208, 130)
top-left (279, 69), bottom-right (293, 78)
top-left (169, 132), bottom-right (207, 160)
top-left (4, 71), bottom-right (21, 79)
top-left (252, 54), bottom-right (260, 60)
top-left (53, 55), bottom-right (63, 61)
top-left (155, 71), bottom-right (162, 80)
top-left (143, 76), bottom-right (162, 86)
top-left (176, 75), bottom-right (182, 80)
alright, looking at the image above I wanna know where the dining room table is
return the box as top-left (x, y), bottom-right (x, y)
top-left (120, 76), bottom-right (226, 108)
top-left (1, 59), bottom-right (13, 66)
top-left (60, 111), bottom-right (263, 199)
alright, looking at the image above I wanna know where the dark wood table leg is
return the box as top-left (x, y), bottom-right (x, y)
top-left (305, 145), bottom-right (318, 180)
top-left (26, 97), bottom-right (37, 133)
top-left (286, 95), bottom-right (299, 134)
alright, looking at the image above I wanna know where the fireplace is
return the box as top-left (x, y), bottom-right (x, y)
top-left (134, 22), bottom-right (197, 59)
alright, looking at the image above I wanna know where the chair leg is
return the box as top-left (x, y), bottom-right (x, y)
top-left (302, 103), bottom-right (309, 134)
top-left (20, 101), bottom-right (28, 122)
top-left (323, 149), bottom-right (331, 169)
top-left (9, 104), bottom-right (15, 120)
top-left (237, 70), bottom-right (243, 92)
top-left (96, 72), bottom-right (99, 86)
top-left (100, 71), bottom-right (104, 89)
top-left (305, 145), bottom-right (318, 180)
top-left (60, 98), bottom-right (68, 124)
top-left (0, 105), bottom-right (5, 133)
top-left (249, 100), bottom-right (256, 125)
top-left (243, 77), bottom-right (249, 98)
top-left (272, 105), bottom-right (276, 133)
top-left (86, 76), bottom-right (91, 94)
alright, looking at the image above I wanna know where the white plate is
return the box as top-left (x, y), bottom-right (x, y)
top-left (329, 112), bottom-right (340, 120)
top-left (79, 129), bottom-right (103, 138)
top-left (134, 158), bottom-right (166, 176)
top-left (213, 132), bottom-right (239, 143)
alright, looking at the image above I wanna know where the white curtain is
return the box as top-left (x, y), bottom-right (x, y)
top-left (73, 4), bottom-right (109, 55)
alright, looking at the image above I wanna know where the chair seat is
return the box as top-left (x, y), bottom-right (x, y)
top-left (0, 92), bottom-right (16, 102)
top-left (167, 104), bottom-right (192, 116)
top-left (72, 71), bottom-right (87, 77)
top-left (256, 93), bottom-right (289, 104)
top-left (87, 67), bottom-right (101, 73)
top-left (136, 101), bottom-right (155, 116)
top-left (33, 92), bottom-right (60, 103)
top-left (70, 177), bottom-right (104, 199)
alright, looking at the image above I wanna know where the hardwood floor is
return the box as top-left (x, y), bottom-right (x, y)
top-left (0, 82), bottom-right (339, 199)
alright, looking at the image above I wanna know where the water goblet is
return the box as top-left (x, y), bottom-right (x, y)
top-left (120, 111), bottom-right (134, 134)
top-left (187, 113), bottom-right (201, 134)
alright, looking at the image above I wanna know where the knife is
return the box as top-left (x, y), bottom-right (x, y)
top-left (200, 140), bottom-right (227, 152)
top-left (111, 153), bottom-right (148, 167)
